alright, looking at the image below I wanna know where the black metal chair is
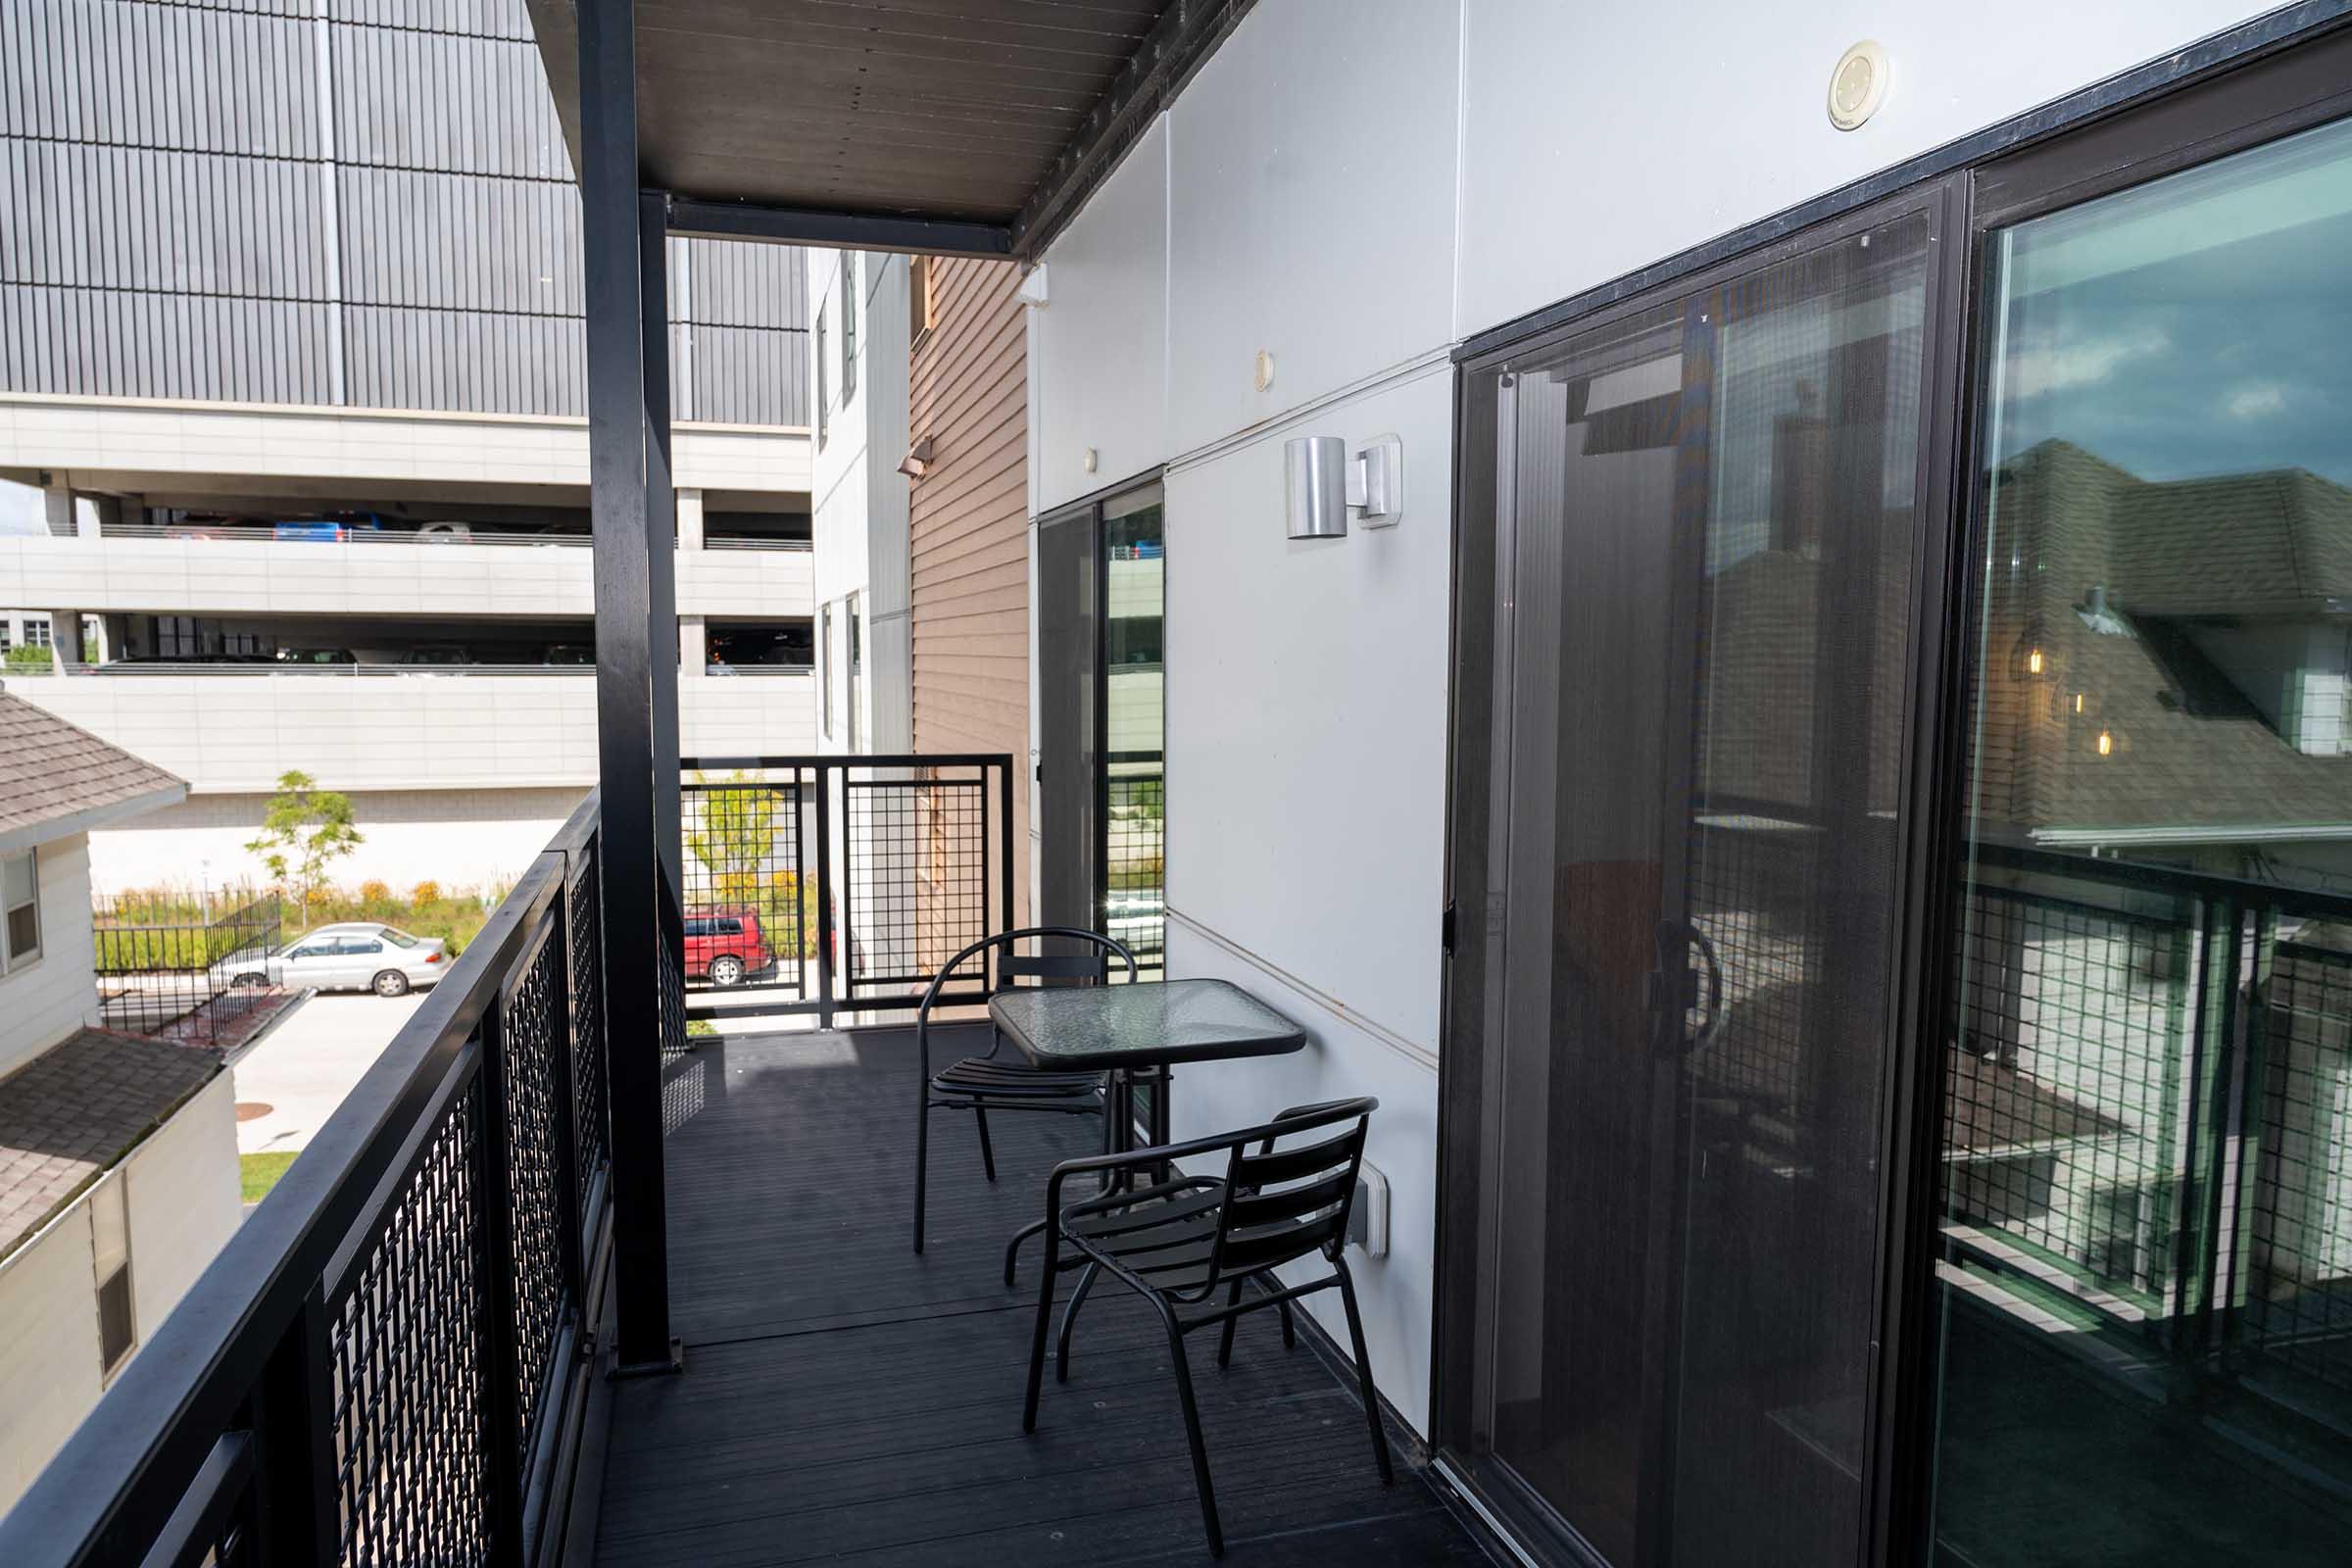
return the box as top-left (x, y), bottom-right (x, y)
top-left (1021, 1097), bottom-right (1390, 1557)
top-left (912, 926), bottom-right (1137, 1253)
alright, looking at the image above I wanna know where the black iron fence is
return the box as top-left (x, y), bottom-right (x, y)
top-left (0, 794), bottom-right (619, 1568)
top-left (678, 754), bottom-right (1016, 1025)
top-left (92, 891), bottom-right (284, 1049)
top-left (1943, 843), bottom-right (2352, 1395)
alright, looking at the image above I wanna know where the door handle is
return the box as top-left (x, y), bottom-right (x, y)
top-left (1650, 919), bottom-right (1726, 1057)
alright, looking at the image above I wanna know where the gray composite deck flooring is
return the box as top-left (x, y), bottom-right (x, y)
top-left (593, 1027), bottom-right (1489, 1567)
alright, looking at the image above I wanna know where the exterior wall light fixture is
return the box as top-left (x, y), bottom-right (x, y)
top-left (1284, 434), bottom-right (1403, 539)
top-left (897, 436), bottom-right (934, 479)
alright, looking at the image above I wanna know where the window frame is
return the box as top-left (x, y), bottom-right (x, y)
top-left (815, 299), bottom-right (830, 449)
top-left (1, 846), bottom-right (40, 976)
top-left (840, 250), bottom-right (858, 402)
top-left (90, 1172), bottom-right (137, 1380)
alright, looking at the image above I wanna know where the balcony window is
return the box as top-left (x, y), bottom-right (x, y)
top-left (91, 1176), bottom-right (135, 1378)
top-left (816, 302), bottom-right (830, 449)
top-left (2, 848), bottom-right (37, 973)
top-left (840, 250), bottom-right (858, 402)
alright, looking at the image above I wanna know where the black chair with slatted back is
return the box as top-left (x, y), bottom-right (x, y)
top-left (1020, 1097), bottom-right (1389, 1557)
top-left (911, 926), bottom-right (1137, 1253)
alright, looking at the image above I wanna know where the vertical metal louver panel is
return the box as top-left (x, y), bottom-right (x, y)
top-left (2, 0), bottom-right (798, 425)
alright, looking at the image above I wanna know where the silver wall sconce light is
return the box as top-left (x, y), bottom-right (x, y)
top-left (1285, 433), bottom-right (1402, 539)
top-left (896, 436), bottom-right (935, 479)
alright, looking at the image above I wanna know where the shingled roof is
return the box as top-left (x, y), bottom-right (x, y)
top-left (1970, 440), bottom-right (2352, 843)
top-left (0, 687), bottom-right (186, 854)
top-left (0, 1026), bottom-right (221, 1262)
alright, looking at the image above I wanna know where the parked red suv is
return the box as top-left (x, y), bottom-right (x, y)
top-left (683, 908), bottom-right (773, 987)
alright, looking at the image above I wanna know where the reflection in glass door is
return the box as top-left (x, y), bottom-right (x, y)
top-left (1452, 211), bottom-right (1935, 1567)
top-left (1926, 113), bottom-right (2352, 1567)
top-left (1102, 486), bottom-right (1165, 977)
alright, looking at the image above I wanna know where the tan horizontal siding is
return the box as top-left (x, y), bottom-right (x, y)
top-left (909, 255), bottom-right (1031, 925)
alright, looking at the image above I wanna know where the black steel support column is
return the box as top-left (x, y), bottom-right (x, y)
top-left (578, 0), bottom-right (677, 1376)
top-left (641, 188), bottom-right (682, 910)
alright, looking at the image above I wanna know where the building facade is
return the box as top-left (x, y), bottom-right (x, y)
top-left (0, 693), bottom-right (236, 1519)
top-left (1014, 5), bottom-right (2352, 1565)
top-left (0, 0), bottom-right (815, 895)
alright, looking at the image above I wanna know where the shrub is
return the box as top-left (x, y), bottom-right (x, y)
top-left (357, 879), bottom-right (392, 905)
top-left (5, 644), bottom-right (53, 674)
top-left (411, 880), bottom-right (443, 906)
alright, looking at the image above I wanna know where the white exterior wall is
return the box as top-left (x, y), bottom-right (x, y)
top-left (82, 785), bottom-right (590, 896)
top-left (7, 671), bottom-right (814, 793)
top-left (0, 532), bottom-right (813, 620)
top-left (1030, 0), bottom-right (2281, 1438)
top-left (1, 831), bottom-right (101, 1079)
top-left (0, 1071), bottom-right (238, 1518)
top-left (0, 396), bottom-right (809, 496)
top-left (808, 251), bottom-right (913, 755)
top-left (0, 1198), bottom-right (105, 1516)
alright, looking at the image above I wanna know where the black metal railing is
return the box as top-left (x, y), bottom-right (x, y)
top-left (678, 754), bottom-right (1016, 1025)
top-left (1942, 843), bottom-right (2352, 1388)
top-left (91, 891), bottom-right (286, 1049)
top-left (0, 794), bottom-right (616, 1568)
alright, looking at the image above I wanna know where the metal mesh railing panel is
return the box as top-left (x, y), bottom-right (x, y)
top-left (1944, 884), bottom-right (2194, 1309)
top-left (845, 777), bottom-right (988, 997)
top-left (567, 851), bottom-right (608, 1209)
top-left (2247, 940), bottom-right (2352, 1391)
top-left (327, 1084), bottom-right (491, 1568)
top-left (498, 927), bottom-right (565, 1456)
top-left (1105, 768), bottom-right (1165, 978)
top-left (679, 778), bottom-right (808, 996)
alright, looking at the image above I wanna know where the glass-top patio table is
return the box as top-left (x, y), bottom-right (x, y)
top-left (988, 976), bottom-right (1307, 1075)
top-left (991, 977), bottom-right (1307, 1283)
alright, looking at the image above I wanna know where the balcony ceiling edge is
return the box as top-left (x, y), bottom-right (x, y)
top-left (526, 0), bottom-right (1259, 263)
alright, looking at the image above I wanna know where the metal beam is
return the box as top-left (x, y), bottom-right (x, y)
top-left (664, 196), bottom-right (1012, 259)
top-left (1007, 0), bottom-right (1258, 259)
top-left (579, 0), bottom-right (677, 1376)
top-left (641, 188), bottom-right (682, 911)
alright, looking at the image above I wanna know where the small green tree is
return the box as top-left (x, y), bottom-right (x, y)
top-left (685, 772), bottom-right (780, 906)
top-left (246, 770), bottom-right (364, 917)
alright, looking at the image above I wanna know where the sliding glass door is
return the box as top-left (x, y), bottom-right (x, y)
top-left (1443, 30), bottom-right (2352, 1568)
top-left (1446, 202), bottom-right (1941, 1568)
top-left (1923, 104), bottom-right (2352, 1568)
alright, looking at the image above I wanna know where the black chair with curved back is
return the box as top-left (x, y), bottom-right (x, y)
top-left (912, 926), bottom-right (1137, 1253)
top-left (1021, 1097), bottom-right (1390, 1557)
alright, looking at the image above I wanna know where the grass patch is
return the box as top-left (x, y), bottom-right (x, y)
top-left (240, 1151), bottom-right (299, 1203)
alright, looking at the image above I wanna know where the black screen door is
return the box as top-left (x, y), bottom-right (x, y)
top-left (1446, 208), bottom-right (1938, 1568)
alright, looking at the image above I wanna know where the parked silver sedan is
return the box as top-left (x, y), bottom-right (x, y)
top-left (222, 922), bottom-right (451, 997)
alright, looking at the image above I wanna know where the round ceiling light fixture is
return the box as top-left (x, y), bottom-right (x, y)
top-left (1828, 40), bottom-right (1890, 131)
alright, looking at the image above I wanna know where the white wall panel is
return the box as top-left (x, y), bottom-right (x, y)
top-left (1, 533), bottom-right (809, 618)
top-left (1163, 920), bottom-right (1440, 1435)
top-left (8, 671), bottom-right (813, 792)
top-left (122, 1073), bottom-right (240, 1346)
top-left (1033, 116), bottom-right (1168, 513)
top-left (1, 832), bottom-right (101, 1078)
top-left (1457, 0), bottom-right (2274, 335)
top-left (1164, 0), bottom-right (1459, 456)
top-left (0, 1201), bottom-right (103, 1518)
top-left (86, 784), bottom-right (589, 895)
top-left (1162, 363), bottom-right (1451, 1054)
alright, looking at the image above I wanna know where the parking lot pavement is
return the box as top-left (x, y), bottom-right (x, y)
top-left (232, 992), bottom-right (428, 1155)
